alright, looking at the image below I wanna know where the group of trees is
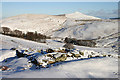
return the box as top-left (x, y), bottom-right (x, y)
top-left (25, 31), bottom-right (50, 43)
top-left (64, 37), bottom-right (96, 47)
top-left (1, 27), bottom-right (22, 37)
top-left (1, 27), bottom-right (51, 43)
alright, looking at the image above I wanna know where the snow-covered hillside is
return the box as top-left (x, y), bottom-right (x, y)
top-left (52, 20), bottom-right (118, 39)
top-left (1, 14), bottom-right (66, 34)
top-left (96, 32), bottom-right (119, 53)
top-left (0, 12), bottom-right (119, 78)
top-left (0, 34), bottom-right (119, 78)
top-left (0, 12), bottom-right (101, 35)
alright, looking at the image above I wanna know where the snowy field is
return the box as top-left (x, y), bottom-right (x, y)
top-left (0, 12), bottom-right (119, 78)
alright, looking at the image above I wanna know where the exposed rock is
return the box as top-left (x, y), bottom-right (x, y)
top-left (63, 43), bottom-right (75, 49)
top-left (46, 48), bottom-right (54, 53)
top-left (0, 66), bottom-right (10, 71)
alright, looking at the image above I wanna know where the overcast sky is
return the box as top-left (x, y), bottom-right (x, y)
top-left (2, 2), bottom-right (118, 19)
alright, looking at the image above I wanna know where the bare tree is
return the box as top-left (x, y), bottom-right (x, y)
top-left (2, 27), bottom-right (11, 34)
top-left (13, 30), bottom-right (22, 37)
top-left (26, 32), bottom-right (35, 40)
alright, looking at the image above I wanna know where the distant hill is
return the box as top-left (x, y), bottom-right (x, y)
top-left (65, 11), bottom-right (101, 20)
top-left (0, 14), bottom-right (66, 34)
top-left (0, 12), bottom-right (101, 35)
top-left (109, 17), bottom-right (120, 20)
